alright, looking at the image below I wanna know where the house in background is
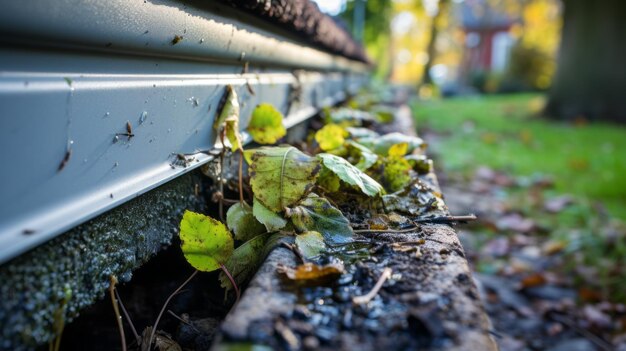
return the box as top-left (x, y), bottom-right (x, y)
top-left (456, 0), bottom-right (518, 89)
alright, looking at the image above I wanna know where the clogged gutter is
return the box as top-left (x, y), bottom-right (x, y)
top-left (210, 93), bottom-right (497, 350)
top-left (104, 87), bottom-right (497, 350)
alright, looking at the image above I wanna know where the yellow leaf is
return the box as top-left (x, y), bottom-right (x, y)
top-left (179, 211), bottom-right (233, 272)
top-left (315, 124), bottom-right (348, 151)
top-left (388, 142), bottom-right (409, 157)
top-left (247, 103), bottom-right (286, 144)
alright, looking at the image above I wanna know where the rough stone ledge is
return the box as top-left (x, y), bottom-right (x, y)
top-left (212, 108), bottom-right (497, 351)
top-left (212, 219), bottom-right (497, 350)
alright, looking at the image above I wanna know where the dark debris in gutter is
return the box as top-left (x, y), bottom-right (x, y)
top-left (216, 0), bottom-right (370, 64)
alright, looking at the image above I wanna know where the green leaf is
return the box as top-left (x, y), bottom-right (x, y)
top-left (214, 85), bottom-right (243, 151)
top-left (226, 202), bottom-right (266, 241)
top-left (247, 146), bottom-right (321, 212)
top-left (218, 233), bottom-right (267, 291)
top-left (327, 107), bottom-right (375, 125)
top-left (346, 127), bottom-right (380, 139)
top-left (295, 231), bottom-right (326, 259)
top-left (179, 211), bottom-right (234, 272)
top-left (317, 153), bottom-right (383, 197)
top-left (346, 141), bottom-right (378, 171)
top-left (247, 103), bottom-right (287, 144)
top-left (287, 193), bottom-right (353, 244)
top-left (315, 124), bottom-right (348, 151)
top-left (252, 197), bottom-right (287, 231)
top-left (357, 132), bottom-right (425, 156)
top-left (219, 232), bottom-right (285, 291)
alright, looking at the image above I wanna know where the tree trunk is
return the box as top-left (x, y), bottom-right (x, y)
top-left (545, 0), bottom-right (626, 123)
top-left (421, 0), bottom-right (450, 86)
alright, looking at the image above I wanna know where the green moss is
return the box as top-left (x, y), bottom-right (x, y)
top-left (0, 172), bottom-right (205, 350)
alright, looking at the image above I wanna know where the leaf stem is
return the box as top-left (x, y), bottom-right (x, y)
top-left (147, 270), bottom-right (198, 350)
top-left (166, 310), bottom-right (200, 333)
top-left (115, 289), bottom-right (140, 345)
top-left (238, 149), bottom-right (244, 204)
top-left (221, 198), bottom-right (240, 205)
top-left (220, 263), bottom-right (241, 303)
top-left (218, 132), bottom-right (226, 221)
top-left (108, 275), bottom-right (127, 351)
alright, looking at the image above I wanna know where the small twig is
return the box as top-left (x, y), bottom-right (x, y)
top-left (109, 275), bottom-right (127, 351)
top-left (115, 132), bottom-right (135, 139)
top-left (275, 318), bottom-right (300, 350)
top-left (115, 289), bottom-right (140, 344)
top-left (147, 270), bottom-right (198, 350)
top-left (392, 240), bottom-right (427, 246)
top-left (57, 148), bottom-right (72, 172)
top-left (219, 263), bottom-right (240, 303)
top-left (550, 314), bottom-right (613, 351)
top-left (353, 226), bottom-right (419, 234)
top-left (167, 310), bottom-right (199, 333)
top-left (327, 239), bottom-right (374, 248)
top-left (245, 81), bottom-right (255, 95)
top-left (353, 268), bottom-right (392, 305)
top-left (423, 237), bottom-right (448, 246)
top-left (414, 214), bottom-right (477, 224)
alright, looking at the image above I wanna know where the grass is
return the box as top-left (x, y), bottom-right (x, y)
top-left (412, 93), bottom-right (626, 220)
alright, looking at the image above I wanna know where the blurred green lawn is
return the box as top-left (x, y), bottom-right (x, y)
top-left (412, 94), bottom-right (626, 220)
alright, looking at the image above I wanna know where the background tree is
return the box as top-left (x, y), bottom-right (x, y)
top-left (545, 0), bottom-right (626, 123)
top-left (341, 0), bottom-right (393, 79)
top-left (421, 0), bottom-right (450, 86)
